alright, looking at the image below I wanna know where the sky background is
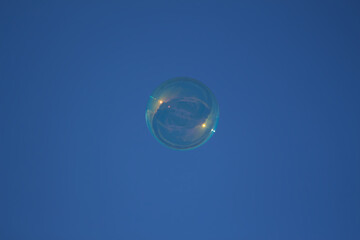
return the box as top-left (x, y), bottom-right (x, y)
top-left (1, 1), bottom-right (360, 239)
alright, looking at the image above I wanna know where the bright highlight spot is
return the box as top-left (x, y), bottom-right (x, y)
top-left (202, 123), bottom-right (206, 128)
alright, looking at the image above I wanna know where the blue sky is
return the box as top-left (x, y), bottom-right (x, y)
top-left (1, 1), bottom-right (360, 239)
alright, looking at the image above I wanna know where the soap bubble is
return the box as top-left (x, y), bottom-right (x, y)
top-left (145, 77), bottom-right (219, 150)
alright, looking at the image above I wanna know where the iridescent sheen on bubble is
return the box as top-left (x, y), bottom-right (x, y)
top-left (145, 77), bottom-right (219, 150)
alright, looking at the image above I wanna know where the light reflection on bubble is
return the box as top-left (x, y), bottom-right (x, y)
top-left (145, 77), bottom-right (219, 150)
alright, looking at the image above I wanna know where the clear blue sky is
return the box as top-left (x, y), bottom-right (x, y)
top-left (1, 1), bottom-right (360, 239)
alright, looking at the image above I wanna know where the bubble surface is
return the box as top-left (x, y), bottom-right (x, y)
top-left (146, 77), bottom-right (219, 150)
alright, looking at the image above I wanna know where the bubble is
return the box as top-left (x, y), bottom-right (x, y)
top-left (145, 77), bottom-right (219, 150)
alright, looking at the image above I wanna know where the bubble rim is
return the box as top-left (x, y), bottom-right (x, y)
top-left (145, 77), bottom-right (220, 151)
